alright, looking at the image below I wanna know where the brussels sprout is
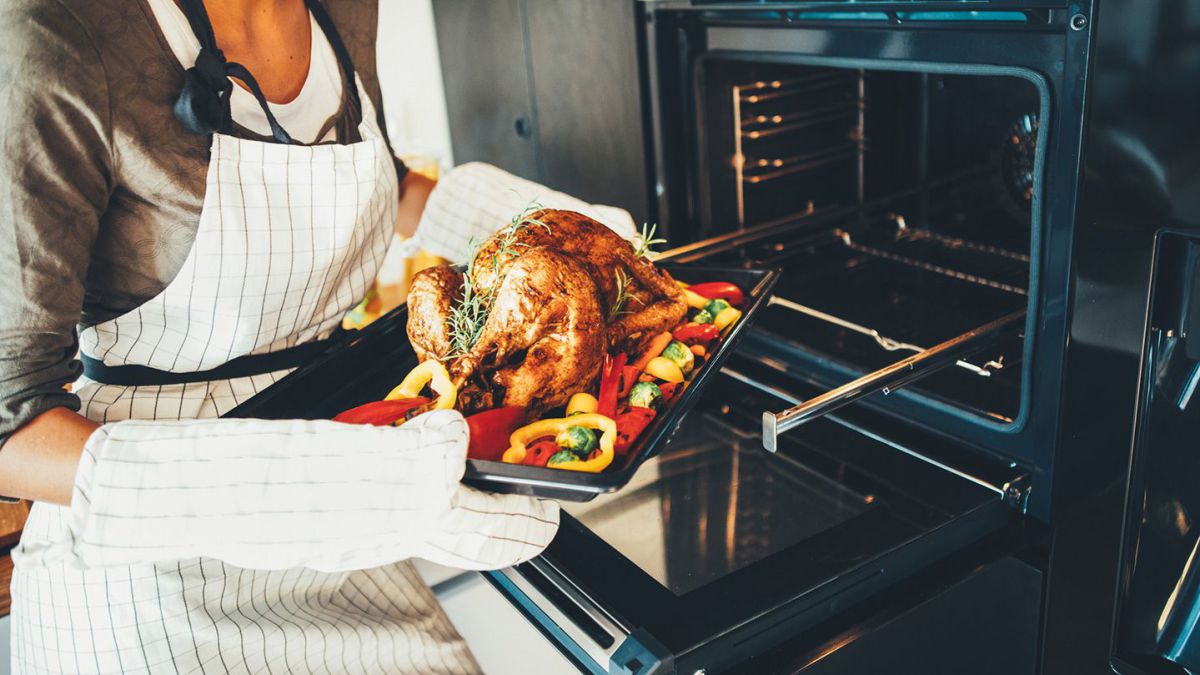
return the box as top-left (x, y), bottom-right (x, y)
top-left (548, 450), bottom-right (581, 465)
top-left (660, 340), bottom-right (695, 374)
top-left (556, 425), bottom-right (599, 456)
top-left (629, 381), bottom-right (664, 409)
top-left (693, 309), bottom-right (714, 324)
top-left (705, 298), bottom-right (732, 318)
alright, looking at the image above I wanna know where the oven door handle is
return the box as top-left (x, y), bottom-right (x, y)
top-left (761, 310), bottom-right (1026, 451)
top-left (489, 559), bottom-right (672, 674)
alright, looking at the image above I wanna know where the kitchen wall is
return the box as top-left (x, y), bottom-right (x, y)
top-left (377, 0), bottom-right (455, 171)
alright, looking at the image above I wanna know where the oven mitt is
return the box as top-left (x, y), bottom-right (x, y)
top-left (64, 410), bottom-right (559, 572)
top-left (397, 161), bottom-right (640, 263)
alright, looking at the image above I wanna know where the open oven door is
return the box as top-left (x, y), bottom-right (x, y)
top-left (486, 353), bottom-right (1036, 674)
top-left (1112, 230), bottom-right (1200, 675)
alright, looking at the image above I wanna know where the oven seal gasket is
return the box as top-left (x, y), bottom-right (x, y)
top-left (689, 45), bottom-right (1052, 435)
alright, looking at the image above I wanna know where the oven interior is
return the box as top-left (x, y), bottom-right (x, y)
top-left (683, 59), bottom-right (1045, 426)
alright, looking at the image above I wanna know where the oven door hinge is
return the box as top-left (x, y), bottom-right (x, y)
top-left (1002, 473), bottom-right (1032, 513)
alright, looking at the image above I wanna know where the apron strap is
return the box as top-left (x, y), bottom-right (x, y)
top-left (81, 332), bottom-right (347, 387)
top-left (173, 0), bottom-right (361, 145)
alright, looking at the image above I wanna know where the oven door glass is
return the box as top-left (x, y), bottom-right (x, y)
top-left (494, 363), bottom-right (1025, 675)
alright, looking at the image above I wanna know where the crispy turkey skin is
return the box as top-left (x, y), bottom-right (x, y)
top-left (406, 209), bottom-right (686, 414)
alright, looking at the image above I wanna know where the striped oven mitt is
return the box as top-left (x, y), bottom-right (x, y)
top-left (65, 410), bottom-right (559, 571)
top-left (394, 161), bottom-right (640, 264)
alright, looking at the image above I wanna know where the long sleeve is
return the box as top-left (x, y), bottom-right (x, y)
top-left (402, 162), bottom-right (639, 263)
top-left (0, 1), bottom-right (114, 446)
top-left (67, 411), bottom-right (558, 572)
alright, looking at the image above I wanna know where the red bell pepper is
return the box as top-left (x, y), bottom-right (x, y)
top-left (465, 406), bottom-right (527, 461)
top-left (686, 281), bottom-right (745, 307)
top-left (598, 353), bottom-right (627, 418)
top-left (658, 382), bottom-right (679, 402)
top-left (619, 365), bottom-right (640, 398)
top-left (333, 397), bottom-right (430, 426)
top-left (614, 408), bottom-right (656, 455)
top-left (672, 322), bottom-right (721, 346)
top-left (522, 439), bottom-right (559, 467)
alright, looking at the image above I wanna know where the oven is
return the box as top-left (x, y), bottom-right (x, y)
top-left (469, 1), bottom-right (1200, 673)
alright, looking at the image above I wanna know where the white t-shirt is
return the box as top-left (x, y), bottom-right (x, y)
top-left (146, 0), bottom-right (344, 144)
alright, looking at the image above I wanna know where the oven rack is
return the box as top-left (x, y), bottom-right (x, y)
top-left (768, 295), bottom-right (1007, 378)
top-left (836, 229), bottom-right (1029, 296)
top-left (761, 308), bottom-right (1026, 451)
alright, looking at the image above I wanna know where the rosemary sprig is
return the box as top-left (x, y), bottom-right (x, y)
top-left (445, 237), bottom-right (489, 359)
top-left (445, 200), bottom-right (555, 358)
top-left (632, 222), bottom-right (667, 259)
top-left (608, 268), bottom-right (643, 321)
top-left (490, 200), bottom-right (550, 277)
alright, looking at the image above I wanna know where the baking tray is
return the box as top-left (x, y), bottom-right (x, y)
top-left (226, 263), bottom-right (781, 501)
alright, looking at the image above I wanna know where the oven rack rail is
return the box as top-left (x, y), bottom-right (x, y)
top-left (761, 309), bottom-right (1027, 451)
top-left (835, 227), bottom-right (1029, 296)
top-left (768, 295), bottom-right (1008, 378)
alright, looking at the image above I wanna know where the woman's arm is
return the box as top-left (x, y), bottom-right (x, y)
top-left (0, 408), bottom-right (94, 506)
top-left (395, 170), bottom-right (436, 238)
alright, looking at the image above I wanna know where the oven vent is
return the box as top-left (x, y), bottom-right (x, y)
top-left (703, 8), bottom-right (1051, 26)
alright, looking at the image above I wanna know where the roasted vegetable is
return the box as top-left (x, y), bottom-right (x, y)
top-left (714, 306), bottom-right (742, 332)
top-left (676, 282), bottom-right (711, 310)
top-left (614, 408), bottom-right (656, 454)
top-left (660, 340), bottom-right (695, 374)
top-left (502, 413), bottom-right (617, 472)
top-left (629, 381), bottom-right (664, 409)
top-left (630, 331), bottom-right (674, 373)
top-left (687, 281), bottom-right (744, 307)
top-left (704, 298), bottom-right (732, 318)
top-left (658, 382), bottom-right (680, 401)
top-left (556, 425), bottom-right (599, 456)
top-left (522, 440), bottom-right (559, 467)
top-left (672, 322), bottom-right (721, 345)
top-left (387, 360), bottom-right (457, 410)
top-left (644, 357), bottom-right (684, 383)
top-left (598, 353), bottom-right (627, 418)
top-left (333, 397), bottom-right (430, 426)
top-left (566, 393), bottom-right (598, 416)
top-left (548, 450), bottom-right (581, 466)
top-left (465, 407), bottom-right (527, 461)
top-left (692, 309), bottom-right (714, 324)
top-left (620, 364), bottom-right (641, 398)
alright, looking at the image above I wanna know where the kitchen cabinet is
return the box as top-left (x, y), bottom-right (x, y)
top-left (432, 0), bottom-right (651, 224)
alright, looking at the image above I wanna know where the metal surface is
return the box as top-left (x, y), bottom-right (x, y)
top-left (432, 0), bottom-right (651, 223)
top-left (540, 367), bottom-right (1022, 674)
top-left (723, 366), bottom-right (1022, 503)
top-left (1113, 233), bottom-right (1200, 674)
top-left (431, 0), bottom-right (540, 178)
top-left (762, 311), bottom-right (1025, 450)
top-left (493, 564), bottom-right (627, 668)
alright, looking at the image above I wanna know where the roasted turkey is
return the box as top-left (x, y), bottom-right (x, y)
top-left (406, 209), bottom-right (687, 415)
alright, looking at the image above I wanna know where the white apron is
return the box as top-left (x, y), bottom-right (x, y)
top-left (10, 6), bottom-right (484, 672)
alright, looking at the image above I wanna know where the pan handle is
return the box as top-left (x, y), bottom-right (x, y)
top-left (761, 310), bottom-right (1026, 452)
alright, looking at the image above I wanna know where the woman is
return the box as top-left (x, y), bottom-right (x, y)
top-left (0, 0), bottom-right (566, 672)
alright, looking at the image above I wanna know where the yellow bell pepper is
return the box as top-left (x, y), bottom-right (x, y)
top-left (566, 392), bottom-right (598, 416)
top-left (502, 413), bottom-right (617, 473)
top-left (714, 306), bottom-right (742, 333)
top-left (674, 281), bottom-right (710, 310)
top-left (386, 360), bottom-right (457, 410)
top-left (644, 356), bottom-right (684, 383)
